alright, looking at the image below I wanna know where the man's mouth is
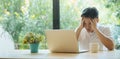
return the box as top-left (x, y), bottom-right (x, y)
top-left (86, 29), bottom-right (93, 32)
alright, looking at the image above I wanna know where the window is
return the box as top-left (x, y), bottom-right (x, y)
top-left (0, 0), bottom-right (52, 49)
top-left (60, 0), bottom-right (116, 29)
top-left (60, 0), bottom-right (120, 49)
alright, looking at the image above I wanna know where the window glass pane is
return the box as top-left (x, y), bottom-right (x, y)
top-left (60, 0), bottom-right (118, 29)
top-left (60, 0), bottom-right (120, 49)
top-left (0, 0), bottom-right (52, 49)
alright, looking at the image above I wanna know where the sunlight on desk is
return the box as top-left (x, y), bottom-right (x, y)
top-left (0, 50), bottom-right (120, 59)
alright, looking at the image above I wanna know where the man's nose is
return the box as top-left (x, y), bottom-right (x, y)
top-left (86, 25), bottom-right (90, 29)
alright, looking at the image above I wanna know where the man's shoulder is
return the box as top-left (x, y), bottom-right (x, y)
top-left (98, 24), bottom-right (110, 29)
top-left (98, 24), bottom-right (111, 32)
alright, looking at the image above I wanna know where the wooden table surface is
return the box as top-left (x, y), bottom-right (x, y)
top-left (0, 50), bottom-right (119, 59)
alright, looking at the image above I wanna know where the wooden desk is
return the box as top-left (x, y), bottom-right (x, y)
top-left (0, 50), bottom-right (119, 59)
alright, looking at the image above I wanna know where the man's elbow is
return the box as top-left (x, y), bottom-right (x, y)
top-left (108, 43), bottom-right (114, 51)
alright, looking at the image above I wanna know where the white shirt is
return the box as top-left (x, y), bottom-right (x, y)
top-left (78, 25), bottom-right (113, 50)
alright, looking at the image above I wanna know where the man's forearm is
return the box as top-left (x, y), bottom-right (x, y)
top-left (76, 27), bottom-right (83, 40)
top-left (94, 28), bottom-right (114, 50)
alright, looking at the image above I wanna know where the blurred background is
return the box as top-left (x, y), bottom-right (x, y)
top-left (0, 0), bottom-right (120, 50)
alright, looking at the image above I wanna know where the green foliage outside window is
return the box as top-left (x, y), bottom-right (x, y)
top-left (0, 0), bottom-right (52, 49)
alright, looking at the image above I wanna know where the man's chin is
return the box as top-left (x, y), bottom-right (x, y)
top-left (87, 30), bottom-right (93, 33)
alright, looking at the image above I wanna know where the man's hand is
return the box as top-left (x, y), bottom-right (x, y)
top-left (79, 18), bottom-right (85, 29)
top-left (89, 18), bottom-right (98, 31)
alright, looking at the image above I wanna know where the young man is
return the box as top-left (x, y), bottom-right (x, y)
top-left (75, 7), bottom-right (114, 50)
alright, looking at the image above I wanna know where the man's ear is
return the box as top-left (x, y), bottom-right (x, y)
top-left (81, 17), bottom-right (84, 20)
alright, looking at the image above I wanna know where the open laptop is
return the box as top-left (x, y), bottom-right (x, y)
top-left (45, 30), bottom-right (88, 53)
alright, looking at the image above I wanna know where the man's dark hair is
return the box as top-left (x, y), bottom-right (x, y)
top-left (81, 7), bottom-right (98, 19)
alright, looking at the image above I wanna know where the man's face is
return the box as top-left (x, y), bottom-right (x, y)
top-left (82, 17), bottom-right (98, 33)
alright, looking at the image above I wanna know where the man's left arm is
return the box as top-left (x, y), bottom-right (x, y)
top-left (90, 19), bottom-right (114, 50)
top-left (94, 28), bottom-right (114, 50)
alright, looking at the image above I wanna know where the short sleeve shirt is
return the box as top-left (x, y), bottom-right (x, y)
top-left (78, 25), bottom-right (113, 50)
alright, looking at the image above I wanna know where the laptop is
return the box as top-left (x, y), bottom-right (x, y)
top-left (45, 30), bottom-right (88, 53)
